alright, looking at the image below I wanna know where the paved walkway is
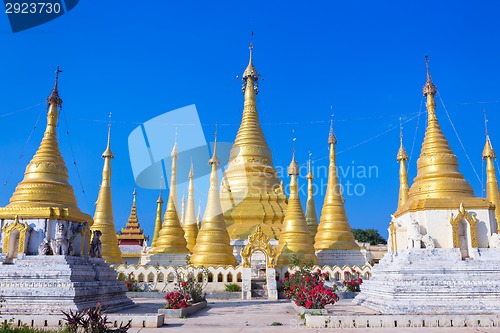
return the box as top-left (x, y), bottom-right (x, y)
top-left (127, 298), bottom-right (500, 332)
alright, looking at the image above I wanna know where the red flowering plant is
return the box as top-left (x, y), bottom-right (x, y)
top-left (164, 291), bottom-right (192, 309)
top-left (117, 272), bottom-right (140, 292)
top-left (163, 266), bottom-right (208, 309)
top-left (281, 256), bottom-right (339, 309)
top-left (342, 269), bottom-right (363, 292)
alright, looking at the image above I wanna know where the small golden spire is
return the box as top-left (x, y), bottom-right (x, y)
top-left (151, 184), bottom-right (163, 248)
top-left (180, 195), bottom-right (186, 226)
top-left (92, 124), bottom-right (123, 263)
top-left (150, 142), bottom-right (189, 254)
top-left (276, 152), bottom-right (317, 267)
top-left (0, 67), bottom-right (92, 223)
top-left (183, 163), bottom-right (199, 253)
top-left (117, 189), bottom-right (146, 247)
top-left (399, 56), bottom-right (482, 215)
top-left (483, 114), bottom-right (500, 232)
top-left (397, 122), bottom-right (409, 209)
top-left (197, 201), bottom-right (202, 230)
top-left (191, 134), bottom-right (236, 266)
top-left (220, 42), bottom-right (287, 240)
top-left (305, 152), bottom-right (318, 239)
top-left (315, 121), bottom-right (359, 251)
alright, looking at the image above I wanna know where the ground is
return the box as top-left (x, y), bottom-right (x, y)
top-left (125, 298), bottom-right (500, 332)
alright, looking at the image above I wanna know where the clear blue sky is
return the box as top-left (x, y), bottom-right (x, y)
top-left (1, 1), bottom-right (500, 240)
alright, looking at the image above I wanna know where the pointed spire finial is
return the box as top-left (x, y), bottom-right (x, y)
top-left (423, 55), bottom-right (437, 96)
top-left (132, 188), bottom-right (137, 206)
top-left (484, 108), bottom-right (489, 137)
top-left (328, 111), bottom-right (337, 145)
top-left (47, 66), bottom-right (63, 106)
top-left (397, 121), bottom-right (408, 161)
top-left (242, 37), bottom-right (259, 93)
top-left (209, 125), bottom-right (220, 165)
top-left (102, 112), bottom-right (113, 158)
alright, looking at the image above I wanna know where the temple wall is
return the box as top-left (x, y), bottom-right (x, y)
top-left (394, 208), bottom-right (495, 251)
top-left (115, 263), bottom-right (373, 293)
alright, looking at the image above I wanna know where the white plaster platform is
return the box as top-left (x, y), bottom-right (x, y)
top-left (355, 248), bottom-right (500, 315)
top-left (0, 255), bottom-right (133, 315)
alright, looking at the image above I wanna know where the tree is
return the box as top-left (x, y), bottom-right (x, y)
top-left (352, 228), bottom-right (387, 245)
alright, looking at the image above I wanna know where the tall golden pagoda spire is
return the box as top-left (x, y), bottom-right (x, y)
top-left (150, 143), bottom-right (189, 254)
top-left (305, 154), bottom-right (318, 239)
top-left (315, 120), bottom-right (359, 251)
top-left (191, 134), bottom-right (236, 266)
top-left (483, 124), bottom-right (500, 232)
top-left (197, 202), bottom-right (202, 230)
top-left (0, 67), bottom-right (92, 223)
top-left (397, 123), bottom-right (409, 209)
top-left (183, 164), bottom-right (199, 253)
top-left (180, 195), bottom-right (186, 226)
top-left (397, 56), bottom-right (489, 215)
top-left (220, 42), bottom-right (287, 240)
top-left (117, 189), bottom-right (146, 247)
top-left (276, 152), bottom-right (317, 267)
top-left (92, 124), bottom-right (123, 263)
top-left (151, 187), bottom-right (163, 248)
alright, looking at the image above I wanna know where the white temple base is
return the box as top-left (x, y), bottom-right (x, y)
top-left (0, 255), bottom-right (133, 315)
top-left (355, 248), bottom-right (500, 314)
top-left (141, 253), bottom-right (188, 266)
top-left (316, 249), bottom-right (368, 267)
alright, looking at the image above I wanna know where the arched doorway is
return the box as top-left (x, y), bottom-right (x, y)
top-left (240, 225), bottom-right (278, 300)
top-left (450, 203), bottom-right (478, 259)
top-left (2, 216), bottom-right (31, 263)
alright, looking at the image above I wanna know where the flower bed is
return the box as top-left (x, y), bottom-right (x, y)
top-left (158, 300), bottom-right (207, 319)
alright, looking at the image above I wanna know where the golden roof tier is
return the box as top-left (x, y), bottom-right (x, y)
top-left (276, 154), bottom-right (317, 267)
top-left (151, 188), bottom-right (163, 248)
top-left (150, 143), bottom-right (189, 254)
top-left (395, 57), bottom-right (491, 216)
top-left (183, 164), bottom-right (199, 252)
top-left (191, 138), bottom-right (236, 266)
top-left (0, 68), bottom-right (92, 223)
top-left (91, 125), bottom-right (123, 264)
top-left (314, 122), bottom-right (359, 251)
top-left (117, 189), bottom-right (146, 246)
top-left (483, 135), bottom-right (500, 232)
top-left (220, 43), bottom-right (287, 240)
top-left (305, 157), bottom-right (318, 239)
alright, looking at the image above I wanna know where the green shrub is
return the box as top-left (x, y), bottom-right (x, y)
top-left (225, 283), bottom-right (241, 292)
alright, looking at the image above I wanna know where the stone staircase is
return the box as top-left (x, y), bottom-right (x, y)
top-left (251, 278), bottom-right (268, 298)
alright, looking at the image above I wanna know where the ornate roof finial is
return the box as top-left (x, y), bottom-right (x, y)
top-left (47, 66), bottom-right (63, 107)
top-left (209, 126), bottom-right (220, 166)
top-left (484, 108), bottom-right (489, 137)
top-left (328, 111), bottom-right (337, 145)
top-left (423, 55), bottom-right (437, 96)
top-left (397, 117), bottom-right (408, 161)
top-left (288, 134), bottom-right (299, 176)
top-left (242, 38), bottom-right (259, 93)
top-left (102, 112), bottom-right (113, 158)
top-left (307, 151), bottom-right (313, 178)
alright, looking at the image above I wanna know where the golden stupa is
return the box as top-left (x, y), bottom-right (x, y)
top-left (483, 135), bottom-right (500, 232)
top-left (0, 68), bottom-right (92, 224)
top-left (220, 43), bottom-right (287, 240)
top-left (183, 164), bottom-right (199, 252)
top-left (191, 138), bottom-right (236, 266)
top-left (117, 190), bottom-right (146, 246)
top-left (395, 56), bottom-right (491, 216)
top-left (151, 189), bottom-right (163, 248)
top-left (276, 153), bottom-right (317, 267)
top-left (314, 122), bottom-right (359, 251)
top-left (91, 125), bottom-right (123, 264)
top-left (150, 143), bottom-right (189, 254)
top-left (396, 131), bottom-right (409, 209)
top-left (305, 157), bottom-right (318, 239)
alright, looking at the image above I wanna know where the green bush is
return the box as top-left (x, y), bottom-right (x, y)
top-left (225, 283), bottom-right (241, 292)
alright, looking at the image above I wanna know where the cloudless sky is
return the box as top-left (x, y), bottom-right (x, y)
top-left (1, 1), bottom-right (500, 240)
